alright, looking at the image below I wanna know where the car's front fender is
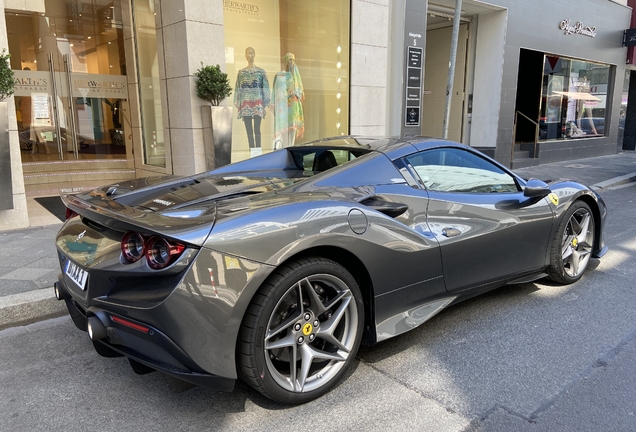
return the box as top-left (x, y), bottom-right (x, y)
top-left (547, 181), bottom-right (607, 258)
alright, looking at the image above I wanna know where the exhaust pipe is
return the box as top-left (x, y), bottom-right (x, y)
top-left (87, 316), bottom-right (108, 341)
top-left (53, 282), bottom-right (67, 301)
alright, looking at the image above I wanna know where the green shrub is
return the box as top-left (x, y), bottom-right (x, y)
top-left (0, 49), bottom-right (14, 102)
top-left (195, 63), bottom-right (232, 106)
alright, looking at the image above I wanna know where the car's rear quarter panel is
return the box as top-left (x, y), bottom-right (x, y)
top-left (204, 194), bottom-right (447, 347)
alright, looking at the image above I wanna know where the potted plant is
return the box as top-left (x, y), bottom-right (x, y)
top-left (196, 63), bottom-right (233, 169)
top-left (0, 49), bottom-right (14, 210)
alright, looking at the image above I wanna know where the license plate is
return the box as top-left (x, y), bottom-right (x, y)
top-left (65, 259), bottom-right (88, 291)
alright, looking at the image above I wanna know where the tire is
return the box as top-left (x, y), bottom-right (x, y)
top-left (548, 201), bottom-right (595, 284)
top-left (238, 257), bottom-right (364, 404)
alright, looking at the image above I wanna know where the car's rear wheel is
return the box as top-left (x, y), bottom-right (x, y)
top-left (548, 201), bottom-right (595, 284)
top-left (238, 257), bottom-right (364, 404)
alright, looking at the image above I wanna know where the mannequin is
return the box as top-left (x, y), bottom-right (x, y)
top-left (234, 47), bottom-right (270, 154)
top-left (576, 70), bottom-right (597, 135)
top-left (272, 53), bottom-right (304, 148)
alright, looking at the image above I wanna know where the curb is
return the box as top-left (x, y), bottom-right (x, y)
top-left (592, 171), bottom-right (636, 190)
top-left (0, 288), bottom-right (67, 331)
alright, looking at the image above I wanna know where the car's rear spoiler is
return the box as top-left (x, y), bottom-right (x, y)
top-left (61, 193), bottom-right (216, 247)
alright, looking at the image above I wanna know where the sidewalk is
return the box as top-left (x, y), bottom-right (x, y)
top-left (1, 151), bottom-right (635, 330)
top-left (0, 223), bottom-right (65, 330)
top-left (513, 151), bottom-right (636, 189)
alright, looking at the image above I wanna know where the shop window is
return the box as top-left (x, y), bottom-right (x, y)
top-left (132, 0), bottom-right (165, 168)
top-left (539, 55), bottom-right (612, 141)
top-left (223, 0), bottom-right (350, 163)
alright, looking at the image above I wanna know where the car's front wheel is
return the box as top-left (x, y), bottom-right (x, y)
top-left (238, 257), bottom-right (364, 404)
top-left (548, 201), bottom-right (595, 284)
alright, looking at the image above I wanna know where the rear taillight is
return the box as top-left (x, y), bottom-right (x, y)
top-left (65, 208), bottom-right (78, 220)
top-left (120, 231), bottom-right (186, 269)
top-left (145, 236), bottom-right (186, 269)
top-left (121, 232), bottom-right (145, 263)
top-left (111, 315), bottom-right (150, 333)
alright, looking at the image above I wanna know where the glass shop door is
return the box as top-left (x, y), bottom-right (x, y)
top-left (8, 5), bottom-right (129, 164)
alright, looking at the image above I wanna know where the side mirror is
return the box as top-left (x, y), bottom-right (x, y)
top-left (523, 179), bottom-right (551, 199)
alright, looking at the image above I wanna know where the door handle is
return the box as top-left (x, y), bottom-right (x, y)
top-left (359, 196), bottom-right (408, 218)
top-left (442, 227), bottom-right (461, 237)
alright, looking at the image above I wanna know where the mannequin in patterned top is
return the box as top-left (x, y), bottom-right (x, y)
top-left (234, 47), bottom-right (271, 151)
top-left (273, 53), bottom-right (304, 148)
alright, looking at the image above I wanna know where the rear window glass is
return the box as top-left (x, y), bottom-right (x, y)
top-left (289, 148), bottom-right (370, 173)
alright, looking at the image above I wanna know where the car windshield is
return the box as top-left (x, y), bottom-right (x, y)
top-left (288, 147), bottom-right (371, 173)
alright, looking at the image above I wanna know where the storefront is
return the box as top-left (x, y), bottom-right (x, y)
top-left (133, 0), bottom-right (351, 174)
top-left (6, 0), bottom-right (631, 233)
top-left (0, 0), bottom-right (382, 230)
top-left (4, 0), bottom-right (627, 231)
top-left (124, 0), bottom-right (353, 177)
top-left (131, 0), bottom-right (354, 177)
top-left (512, 38), bottom-right (624, 168)
top-left (514, 51), bottom-right (615, 147)
top-left (394, 0), bottom-right (630, 169)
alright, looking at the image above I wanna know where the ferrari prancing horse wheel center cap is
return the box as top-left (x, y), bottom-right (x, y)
top-left (302, 323), bottom-right (313, 336)
top-left (572, 238), bottom-right (578, 248)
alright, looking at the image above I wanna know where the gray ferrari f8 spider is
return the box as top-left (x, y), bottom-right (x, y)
top-left (54, 136), bottom-right (607, 404)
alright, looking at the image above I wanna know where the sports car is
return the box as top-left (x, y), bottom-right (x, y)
top-left (54, 136), bottom-right (607, 404)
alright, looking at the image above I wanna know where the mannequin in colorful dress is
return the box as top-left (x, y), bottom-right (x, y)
top-left (234, 47), bottom-right (270, 153)
top-left (272, 53), bottom-right (304, 148)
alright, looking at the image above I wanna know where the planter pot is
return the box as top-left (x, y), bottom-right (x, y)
top-left (201, 106), bottom-right (233, 170)
top-left (0, 101), bottom-right (13, 210)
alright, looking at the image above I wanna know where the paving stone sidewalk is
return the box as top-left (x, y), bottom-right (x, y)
top-left (513, 151), bottom-right (636, 189)
top-left (0, 224), bottom-right (63, 294)
top-left (0, 151), bottom-right (635, 329)
top-left (0, 223), bottom-right (65, 329)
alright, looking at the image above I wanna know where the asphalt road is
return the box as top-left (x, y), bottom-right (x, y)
top-left (1, 184), bottom-right (635, 432)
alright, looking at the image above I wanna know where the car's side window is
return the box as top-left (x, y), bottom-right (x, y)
top-left (406, 148), bottom-right (520, 193)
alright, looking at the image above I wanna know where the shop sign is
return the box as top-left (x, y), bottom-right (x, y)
top-left (14, 71), bottom-right (51, 96)
top-left (223, 1), bottom-right (259, 16)
top-left (405, 107), bottom-right (420, 126)
top-left (70, 74), bottom-right (128, 98)
top-left (559, 19), bottom-right (597, 38)
top-left (623, 28), bottom-right (636, 47)
top-left (14, 71), bottom-right (128, 99)
top-left (404, 46), bottom-right (423, 127)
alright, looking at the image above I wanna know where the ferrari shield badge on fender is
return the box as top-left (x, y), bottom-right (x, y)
top-left (548, 193), bottom-right (559, 206)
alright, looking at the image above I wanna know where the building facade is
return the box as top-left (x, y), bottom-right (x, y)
top-left (0, 0), bottom-right (631, 231)
top-left (391, 0), bottom-right (630, 168)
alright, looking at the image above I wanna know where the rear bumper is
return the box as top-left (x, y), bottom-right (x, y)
top-left (60, 281), bottom-right (234, 392)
